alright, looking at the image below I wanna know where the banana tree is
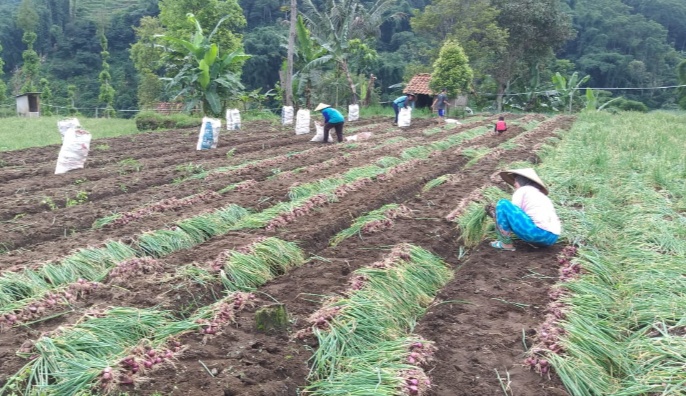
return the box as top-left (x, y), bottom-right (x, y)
top-left (300, 0), bottom-right (394, 105)
top-left (159, 13), bottom-right (250, 117)
top-left (552, 71), bottom-right (590, 113)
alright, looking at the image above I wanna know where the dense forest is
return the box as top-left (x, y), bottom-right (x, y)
top-left (0, 0), bottom-right (685, 116)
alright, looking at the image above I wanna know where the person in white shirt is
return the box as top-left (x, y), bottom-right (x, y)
top-left (486, 168), bottom-right (561, 251)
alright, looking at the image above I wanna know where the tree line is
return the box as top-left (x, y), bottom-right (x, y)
top-left (0, 0), bottom-right (685, 116)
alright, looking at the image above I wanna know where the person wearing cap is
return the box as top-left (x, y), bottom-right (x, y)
top-left (315, 103), bottom-right (345, 143)
top-left (431, 88), bottom-right (448, 122)
top-left (392, 93), bottom-right (416, 125)
top-left (486, 168), bottom-right (561, 251)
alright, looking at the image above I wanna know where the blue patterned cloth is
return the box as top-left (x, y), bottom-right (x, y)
top-left (495, 199), bottom-right (558, 246)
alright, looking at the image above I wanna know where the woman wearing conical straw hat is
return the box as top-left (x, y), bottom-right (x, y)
top-left (315, 103), bottom-right (345, 143)
top-left (486, 168), bottom-right (561, 251)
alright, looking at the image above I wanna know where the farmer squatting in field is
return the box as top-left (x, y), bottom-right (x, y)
top-left (315, 103), bottom-right (345, 143)
top-left (494, 116), bottom-right (508, 134)
top-left (487, 168), bottom-right (561, 251)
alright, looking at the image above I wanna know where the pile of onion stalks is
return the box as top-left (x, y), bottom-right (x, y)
top-left (2, 292), bottom-right (253, 395)
top-left (330, 204), bottom-right (412, 247)
top-left (0, 204), bottom-right (249, 327)
top-left (303, 244), bottom-right (453, 396)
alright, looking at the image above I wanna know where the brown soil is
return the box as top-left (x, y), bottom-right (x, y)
top-left (0, 114), bottom-right (573, 396)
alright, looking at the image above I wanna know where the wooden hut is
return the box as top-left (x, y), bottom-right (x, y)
top-left (403, 73), bottom-right (433, 108)
top-left (404, 74), bottom-right (470, 115)
top-left (16, 92), bottom-right (41, 117)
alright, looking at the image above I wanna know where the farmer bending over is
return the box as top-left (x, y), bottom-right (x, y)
top-left (315, 103), bottom-right (345, 143)
top-left (392, 93), bottom-right (416, 125)
top-left (486, 168), bottom-right (561, 251)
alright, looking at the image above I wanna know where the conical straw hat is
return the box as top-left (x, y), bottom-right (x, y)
top-left (499, 168), bottom-right (549, 195)
top-left (315, 103), bottom-right (330, 111)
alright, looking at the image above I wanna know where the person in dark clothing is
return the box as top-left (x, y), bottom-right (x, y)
top-left (432, 88), bottom-right (448, 122)
top-left (392, 93), bottom-right (416, 125)
top-left (315, 103), bottom-right (345, 143)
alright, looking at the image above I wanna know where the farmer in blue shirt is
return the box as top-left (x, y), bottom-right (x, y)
top-left (315, 103), bottom-right (345, 143)
top-left (392, 93), bottom-right (416, 125)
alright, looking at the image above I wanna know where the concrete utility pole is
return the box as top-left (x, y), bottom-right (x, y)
top-left (285, 0), bottom-right (297, 107)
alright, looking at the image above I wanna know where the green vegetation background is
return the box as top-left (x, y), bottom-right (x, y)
top-left (0, 0), bottom-right (685, 114)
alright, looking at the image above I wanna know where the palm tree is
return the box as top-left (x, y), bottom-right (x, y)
top-left (300, 0), bottom-right (394, 104)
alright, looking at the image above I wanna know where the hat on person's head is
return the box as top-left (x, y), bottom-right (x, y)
top-left (315, 103), bottom-right (331, 111)
top-left (499, 168), bottom-right (549, 195)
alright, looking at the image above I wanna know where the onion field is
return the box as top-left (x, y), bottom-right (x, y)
top-left (2, 111), bottom-right (681, 396)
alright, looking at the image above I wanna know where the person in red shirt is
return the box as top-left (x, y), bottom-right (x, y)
top-left (494, 116), bottom-right (508, 134)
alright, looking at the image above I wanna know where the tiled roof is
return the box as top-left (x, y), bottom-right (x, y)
top-left (404, 73), bottom-right (433, 95)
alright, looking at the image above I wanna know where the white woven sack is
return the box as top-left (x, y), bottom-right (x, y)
top-left (226, 109), bottom-right (241, 130)
top-left (348, 104), bottom-right (360, 121)
top-left (282, 106), bottom-right (294, 125)
top-left (57, 118), bottom-right (81, 140)
top-left (295, 109), bottom-right (311, 135)
top-left (345, 132), bottom-right (373, 142)
top-left (196, 117), bottom-right (222, 150)
top-left (398, 107), bottom-right (412, 127)
top-left (55, 128), bottom-right (91, 174)
top-left (310, 122), bottom-right (337, 142)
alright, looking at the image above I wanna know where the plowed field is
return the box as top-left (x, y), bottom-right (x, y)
top-left (0, 114), bottom-right (574, 396)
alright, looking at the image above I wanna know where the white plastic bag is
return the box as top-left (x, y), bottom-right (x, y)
top-left (345, 132), bottom-right (373, 142)
top-left (226, 109), bottom-right (241, 130)
top-left (282, 106), bottom-right (294, 125)
top-left (55, 128), bottom-right (91, 174)
top-left (310, 122), bottom-right (337, 142)
top-left (196, 117), bottom-right (222, 150)
top-left (398, 107), bottom-right (412, 127)
top-left (348, 104), bottom-right (360, 121)
top-left (295, 109), bottom-right (311, 135)
top-left (57, 118), bottom-right (81, 140)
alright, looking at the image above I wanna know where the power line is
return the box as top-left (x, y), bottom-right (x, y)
top-left (490, 84), bottom-right (686, 97)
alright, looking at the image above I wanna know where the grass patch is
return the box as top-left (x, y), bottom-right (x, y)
top-left (535, 111), bottom-right (686, 395)
top-left (0, 116), bottom-right (139, 151)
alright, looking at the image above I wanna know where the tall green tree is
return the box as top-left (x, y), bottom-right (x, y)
top-left (285, 0), bottom-right (297, 106)
top-left (160, 13), bottom-right (250, 116)
top-left (430, 40), bottom-right (473, 97)
top-left (677, 60), bottom-right (686, 110)
top-left (241, 26), bottom-right (287, 91)
top-left (300, 0), bottom-right (395, 104)
top-left (411, 0), bottom-right (507, 77)
top-left (560, 0), bottom-right (682, 108)
top-left (130, 16), bottom-right (166, 108)
top-left (98, 32), bottom-right (116, 117)
top-left (17, 0), bottom-right (41, 93)
top-left (39, 78), bottom-right (52, 115)
top-left (0, 44), bottom-right (7, 103)
top-left (67, 84), bottom-right (78, 115)
top-left (489, 0), bottom-right (574, 111)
